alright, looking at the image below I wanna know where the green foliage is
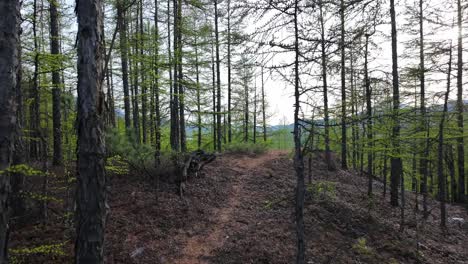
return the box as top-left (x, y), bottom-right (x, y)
top-left (1, 164), bottom-right (43, 177)
top-left (224, 142), bottom-right (268, 156)
top-left (307, 181), bottom-right (337, 200)
top-left (352, 237), bottom-right (374, 256)
top-left (106, 129), bottom-right (155, 169)
top-left (105, 155), bottom-right (130, 176)
top-left (9, 242), bottom-right (67, 264)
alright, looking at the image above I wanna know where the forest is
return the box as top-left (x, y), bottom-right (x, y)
top-left (0, 0), bottom-right (467, 263)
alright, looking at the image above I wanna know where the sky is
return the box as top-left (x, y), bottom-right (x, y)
top-left (57, 0), bottom-right (465, 126)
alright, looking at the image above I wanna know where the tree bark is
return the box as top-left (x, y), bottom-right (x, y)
top-left (390, 0), bottom-right (402, 207)
top-left (0, 0), bottom-right (20, 261)
top-left (50, 0), bottom-right (63, 165)
top-left (117, 2), bottom-right (132, 131)
top-left (227, 0), bottom-right (232, 143)
top-left (293, 3), bottom-right (306, 263)
top-left (319, 0), bottom-right (331, 171)
top-left (215, 0), bottom-right (222, 152)
top-left (438, 44), bottom-right (452, 229)
top-left (340, 0), bottom-right (347, 170)
top-left (456, 0), bottom-right (465, 203)
top-left (75, 0), bottom-right (107, 261)
top-left (364, 34), bottom-right (373, 196)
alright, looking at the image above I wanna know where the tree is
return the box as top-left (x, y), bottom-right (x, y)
top-left (117, 0), bottom-right (132, 132)
top-left (50, 0), bottom-right (63, 166)
top-left (437, 43), bottom-right (452, 229)
top-left (75, 0), bottom-right (107, 261)
top-left (0, 0), bottom-right (20, 261)
top-left (214, 0), bottom-right (222, 152)
top-left (456, 0), bottom-right (465, 203)
top-left (339, 0), bottom-right (347, 170)
top-left (390, 0), bottom-right (402, 207)
top-left (293, 3), bottom-right (306, 263)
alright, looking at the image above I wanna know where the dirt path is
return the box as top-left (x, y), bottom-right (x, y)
top-left (173, 150), bottom-right (288, 264)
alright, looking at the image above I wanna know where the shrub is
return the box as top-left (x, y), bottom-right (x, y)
top-left (224, 142), bottom-right (268, 156)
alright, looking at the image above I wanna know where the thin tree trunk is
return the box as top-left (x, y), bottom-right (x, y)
top-left (211, 37), bottom-right (217, 150)
top-left (340, 0), bottom-right (347, 170)
top-left (227, 0), bottom-right (232, 143)
top-left (195, 36), bottom-right (202, 149)
top-left (390, 0), bottom-right (402, 207)
top-left (50, 0), bottom-right (63, 165)
top-left (293, 2), bottom-right (306, 263)
top-left (253, 79), bottom-right (257, 144)
top-left (319, 1), bottom-right (331, 171)
top-left (154, 0), bottom-right (161, 166)
top-left (364, 34), bottom-right (373, 196)
top-left (456, 0), bottom-right (465, 203)
top-left (30, 0), bottom-right (41, 160)
top-left (438, 45), bottom-right (452, 229)
top-left (418, 0), bottom-right (430, 214)
top-left (261, 66), bottom-right (267, 142)
top-left (177, 0), bottom-right (185, 152)
top-left (75, 0), bottom-right (107, 261)
top-left (140, 0), bottom-right (148, 144)
top-left (171, 0), bottom-right (180, 151)
top-left (117, 2), bottom-right (132, 131)
top-left (215, 0), bottom-right (222, 152)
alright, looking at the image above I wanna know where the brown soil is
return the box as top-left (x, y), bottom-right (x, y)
top-left (9, 150), bottom-right (468, 263)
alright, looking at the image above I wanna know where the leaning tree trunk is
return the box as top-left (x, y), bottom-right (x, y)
top-left (0, 0), bottom-right (20, 261)
top-left (75, 0), bottom-right (107, 261)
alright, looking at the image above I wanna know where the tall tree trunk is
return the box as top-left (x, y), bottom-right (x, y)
top-left (195, 36), bottom-right (202, 149)
top-left (154, 0), bottom-right (161, 166)
top-left (456, 0), bottom-right (465, 203)
top-left (438, 45), bottom-right (452, 229)
top-left (117, 2), bottom-right (132, 131)
top-left (418, 0), bottom-right (430, 215)
top-left (253, 79), bottom-right (257, 144)
top-left (140, 0), bottom-right (148, 144)
top-left (244, 66), bottom-right (249, 143)
top-left (262, 66), bottom-right (267, 142)
top-left (0, 0), bottom-right (20, 260)
top-left (177, 0), bottom-right (185, 152)
top-left (171, 0), bottom-right (180, 151)
top-left (50, 0), bottom-right (63, 165)
top-left (319, 1), bottom-right (331, 171)
top-left (30, 0), bottom-right (41, 160)
top-left (167, 0), bottom-right (176, 151)
top-left (390, 0), bottom-right (402, 207)
top-left (293, 3), bottom-right (306, 263)
top-left (227, 0), bottom-right (232, 143)
top-left (351, 54), bottom-right (357, 170)
top-left (131, 15), bottom-right (141, 143)
top-left (340, 0), bottom-right (347, 170)
top-left (75, 0), bottom-right (107, 261)
top-left (215, 0), bottom-right (222, 152)
top-left (211, 34), bottom-right (217, 150)
top-left (364, 34), bottom-right (373, 196)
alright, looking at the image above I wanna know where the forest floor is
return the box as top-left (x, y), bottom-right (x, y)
top-left (9, 150), bottom-right (468, 263)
